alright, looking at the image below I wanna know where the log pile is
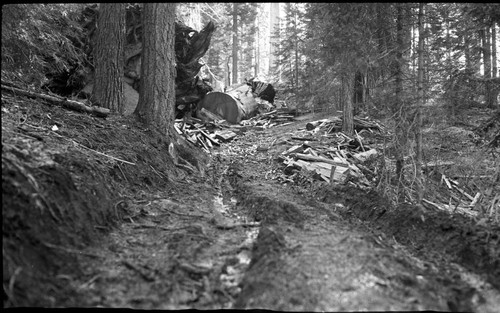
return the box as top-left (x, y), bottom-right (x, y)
top-left (277, 129), bottom-right (379, 186)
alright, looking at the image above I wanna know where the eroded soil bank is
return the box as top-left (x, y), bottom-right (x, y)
top-left (3, 96), bottom-right (500, 311)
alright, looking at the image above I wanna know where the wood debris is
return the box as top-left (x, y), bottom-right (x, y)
top-left (277, 123), bottom-right (382, 186)
top-left (1, 82), bottom-right (110, 118)
top-left (241, 108), bottom-right (298, 128)
top-left (174, 108), bottom-right (299, 152)
top-left (305, 116), bottom-right (387, 133)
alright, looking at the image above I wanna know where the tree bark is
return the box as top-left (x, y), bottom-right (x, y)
top-left (134, 3), bottom-right (176, 135)
top-left (446, 7), bottom-right (455, 119)
top-left (294, 6), bottom-right (299, 93)
top-left (255, 23), bottom-right (260, 77)
top-left (341, 71), bottom-right (354, 136)
top-left (492, 24), bottom-right (498, 78)
top-left (232, 3), bottom-right (239, 84)
top-left (464, 31), bottom-right (471, 72)
top-left (92, 3), bottom-right (125, 113)
top-left (394, 3), bottom-right (407, 203)
top-left (415, 2), bottom-right (425, 205)
top-left (269, 2), bottom-right (280, 77)
top-left (481, 27), bottom-right (494, 108)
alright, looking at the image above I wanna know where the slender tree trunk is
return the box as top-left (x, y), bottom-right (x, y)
top-left (269, 2), bottom-right (280, 75)
top-left (484, 27), bottom-right (492, 79)
top-left (232, 3), bottom-right (239, 84)
top-left (464, 31), bottom-right (472, 72)
top-left (341, 71), bottom-right (354, 136)
top-left (134, 3), bottom-right (176, 135)
top-left (482, 27), bottom-right (493, 108)
top-left (226, 56), bottom-right (231, 87)
top-left (255, 24), bottom-right (260, 77)
top-left (92, 3), bottom-right (125, 113)
top-left (464, 30), bottom-right (476, 103)
top-left (394, 3), bottom-right (407, 203)
top-left (294, 8), bottom-right (299, 95)
top-left (492, 24), bottom-right (498, 78)
top-left (415, 2), bottom-right (425, 205)
top-left (446, 8), bottom-right (455, 118)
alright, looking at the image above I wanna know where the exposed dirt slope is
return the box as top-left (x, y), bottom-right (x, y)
top-left (2, 94), bottom-right (499, 311)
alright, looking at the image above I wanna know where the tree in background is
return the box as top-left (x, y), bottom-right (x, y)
top-left (238, 3), bottom-right (258, 81)
top-left (91, 3), bottom-right (125, 113)
top-left (269, 3), bottom-right (281, 79)
top-left (393, 3), bottom-right (410, 201)
top-left (415, 2), bottom-right (425, 206)
top-left (193, 3), bottom-right (258, 86)
top-left (278, 3), bottom-right (307, 93)
top-left (300, 3), bottom-right (383, 132)
top-left (231, 3), bottom-right (238, 85)
top-left (466, 3), bottom-right (500, 108)
top-left (134, 3), bottom-right (176, 135)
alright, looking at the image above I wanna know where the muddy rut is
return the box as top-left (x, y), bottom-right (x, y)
top-left (63, 122), bottom-right (500, 312)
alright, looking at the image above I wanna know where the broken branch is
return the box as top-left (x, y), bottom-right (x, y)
top-left (1, 83), bottom-right (110, 118)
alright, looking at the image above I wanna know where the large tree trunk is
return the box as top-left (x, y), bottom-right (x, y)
top-left (134, 3), bottom-right (176, 135)
top-left (80, 5), bottom-right (215, 118)
top-left (92, 3), bottom-right (125, 113)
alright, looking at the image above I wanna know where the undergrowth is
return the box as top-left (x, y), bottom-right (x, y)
top-left (1, 4), bottom-right (91, 91)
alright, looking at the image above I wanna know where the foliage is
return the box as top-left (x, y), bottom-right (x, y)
top-left (272, 2), bottom-right (499, 116)
top-left (1, 4), bottom-right (91, 92)
top-left (292, 3), bottom-right (388, 111)
top-left (274, 3), bottom-right (308, 94)
top-left (198, 3), bottom-right (233, 82)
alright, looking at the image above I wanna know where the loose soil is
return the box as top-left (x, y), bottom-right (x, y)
top-left (2, 94), bottom-right (500, 311)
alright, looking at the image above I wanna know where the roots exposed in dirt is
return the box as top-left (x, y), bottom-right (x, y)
top-left (2, 91), bottom-right (500, 310)
top-left (2, 94), bottom-right (207, 307)
top-left (316, 185), bottom-right (500, 290)
top-left (2, 144), bottom-right (117, 306)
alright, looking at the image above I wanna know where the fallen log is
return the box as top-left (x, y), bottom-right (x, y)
top-left (1, 83), bottom-right (110, 118)
top-left (197, 92), bottom-right (244, 124)
top-left (196, 84), bottom-right (258, 124)
top-left (197, 107), bottom-right (225, 123)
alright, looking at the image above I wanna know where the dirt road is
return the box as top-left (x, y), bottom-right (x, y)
top-left (65, 118), bottom-right (500, 311)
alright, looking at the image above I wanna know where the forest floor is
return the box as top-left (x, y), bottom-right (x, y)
top-left (2, 92), bottom-right (500, 311)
